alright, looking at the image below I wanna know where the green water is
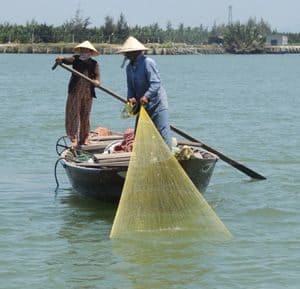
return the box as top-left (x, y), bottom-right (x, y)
top-left (0, 53), bottom-right (299, 288)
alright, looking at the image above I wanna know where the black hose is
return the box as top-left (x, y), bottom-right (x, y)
top-left (54, 157), bottom-right (65, 194)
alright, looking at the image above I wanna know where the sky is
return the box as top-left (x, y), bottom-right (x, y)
top-left (1, 0), bottom-right (299, 33)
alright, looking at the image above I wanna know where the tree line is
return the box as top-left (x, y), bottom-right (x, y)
top-left (0, 10), bottom-right (299, 52)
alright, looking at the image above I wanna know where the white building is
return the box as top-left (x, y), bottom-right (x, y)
top-left (266, 35), bottom-right (288, 46)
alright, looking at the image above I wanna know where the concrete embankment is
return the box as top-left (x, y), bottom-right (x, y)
top-left (1, 43), bottom-right (300, 54)
top-left (0, 43), bottom-right (224, 55)
top-left (264, 45), bottom-right (300, 54)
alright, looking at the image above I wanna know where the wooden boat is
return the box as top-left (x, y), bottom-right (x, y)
top-left (55, 131), bottom-right (218, 202)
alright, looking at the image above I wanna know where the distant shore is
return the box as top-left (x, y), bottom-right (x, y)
top-left (0, 43), bottom-right (224, 55)
top-left (1, 43), bottom-right (300, 55)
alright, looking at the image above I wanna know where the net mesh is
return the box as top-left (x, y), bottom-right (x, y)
top-left (110, 107), bottom-right (232, 240)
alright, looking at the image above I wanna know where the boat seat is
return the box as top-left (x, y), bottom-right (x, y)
top-left (89, 135), bottom-right (124, 141)
top-left (76, 161), bottom-right (129, 168)
top-left (75, 152), bottom-right (131, 168)
top-left (80, 140), bottom-right (121, 152)
top-left (94, 152), bottom-right (132, 161)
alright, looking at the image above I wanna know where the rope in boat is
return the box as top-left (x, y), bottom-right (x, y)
top-left (54, 144), bottom-right (96, 194)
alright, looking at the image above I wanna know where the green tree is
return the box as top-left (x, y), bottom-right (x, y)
top-left (103, 16), bottom-right (115, 43)
top-left (224, 18), bottom-right (269, 53)
top-left (115, 13), bottom-right (129, 42)
top-left (165, 21), bottom-right (174, 42)
top-left (176, 23), bottom-right (185, 43)
top-left (33, 23), bottom-right (54, 42)
top-left (63, 8), bottom-right (91, 42)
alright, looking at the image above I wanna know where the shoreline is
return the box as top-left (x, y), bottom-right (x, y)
top-left (0, 43), bottom-right (225, 55)
top-left (0, 43), bottom-right (300, 55)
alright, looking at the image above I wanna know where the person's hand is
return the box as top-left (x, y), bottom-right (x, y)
top-left (128, 97), bottom-right (137, 105)
top-left (93, 80), bottom-right (100, 87)
top-left (55, 56), bottom-right (64, 64)
top-left (140, 96), bottom-right (148, 105)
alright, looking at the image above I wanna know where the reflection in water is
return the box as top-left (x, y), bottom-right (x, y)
top-left (112, 233), bottom-right (227, 289)
top-left (57, 191), bottom-right (117, 239)
top-left (47, 192), bottom-right (118, 288)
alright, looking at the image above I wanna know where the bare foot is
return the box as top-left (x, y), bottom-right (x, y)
top-left (70, 137), bottom-right (78, 147)
top-left (83, 139), bottom-right (90, 145)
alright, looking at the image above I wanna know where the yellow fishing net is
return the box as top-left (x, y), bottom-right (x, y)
top-left (110, 107), bottom-right (232, 240)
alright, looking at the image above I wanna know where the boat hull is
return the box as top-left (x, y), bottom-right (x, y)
top-left (61, 157), bottom-right (217, 202)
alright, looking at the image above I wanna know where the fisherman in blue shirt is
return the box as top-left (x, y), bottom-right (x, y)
top-left (118, 36), bottom-right (172, 149)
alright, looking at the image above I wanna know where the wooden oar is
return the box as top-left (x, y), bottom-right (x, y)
top-left (52, 62), bottom-right (126, 103)
top-left (172, 129), bottom-right (266, 180)
top-left (52, 62), bottom-right (266, 180)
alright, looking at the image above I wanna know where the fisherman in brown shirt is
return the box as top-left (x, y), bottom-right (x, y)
top-left (56, 41), bottom-right (100, 146)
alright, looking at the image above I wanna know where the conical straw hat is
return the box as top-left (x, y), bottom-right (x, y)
top-left (74, 41), bottom-right (99, 56)
top-left (117, 36), bottom-right (149, 53)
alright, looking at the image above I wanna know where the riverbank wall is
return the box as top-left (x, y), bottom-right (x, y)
top-left (0, 43), bottom-right (225, 55)
top-left (0, 43), bottom-right (300, 55)
top-left (264, 45), bottom-right (300, 54)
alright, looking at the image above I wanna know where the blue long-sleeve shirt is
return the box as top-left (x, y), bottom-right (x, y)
top-left (126, 54), bottom-right (168, 113)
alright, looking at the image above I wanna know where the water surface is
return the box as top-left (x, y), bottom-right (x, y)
top-left (0, 53), bottom-right (299, 289)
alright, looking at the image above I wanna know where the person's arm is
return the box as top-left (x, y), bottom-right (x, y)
top-left (55, 56), bottom-right (75, 65)
top-left (93, 62), bottom-right (100, 86)
top-left (143, 58), bottom-right (161, 102)
top-left (126, 65), bottom-right (135, 102)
